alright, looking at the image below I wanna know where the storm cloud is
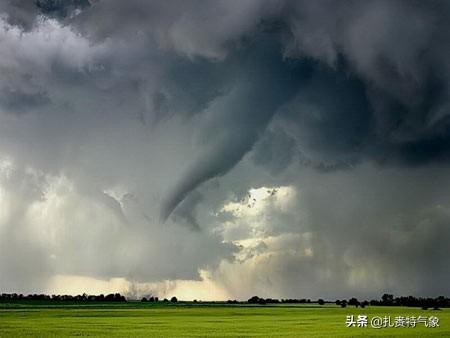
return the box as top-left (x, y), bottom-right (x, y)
top-left (0, 0), bottom-right (449, 299)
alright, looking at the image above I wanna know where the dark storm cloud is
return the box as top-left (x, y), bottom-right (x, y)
top-left (3, 1), bottom-right (449, 179)
top-left (151, 0), bottom-right (449, 217)
top-left (277, 65), bottom-right (373, 166)
top-left (0, 0), bottom-right (88, 30)
top-left (35, 0), bottom-right (90, 18)
top-left (0, 87), bottom-right (50, 114)
top-left (0, 1), bottom-right (40, 30)
top-left (0, 0), bottom-right (449, 297)
top-left (284, 0), bottom-right (450, 164)
top-left (251, 127), bottom-right (296, 175)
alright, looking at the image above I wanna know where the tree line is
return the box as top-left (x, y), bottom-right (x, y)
top-left (245, 294), bottom-right (449, 309)
top-left (1, 293), bottom-right (449, 308)
top-left (0, 293), bottom-right (126, 302)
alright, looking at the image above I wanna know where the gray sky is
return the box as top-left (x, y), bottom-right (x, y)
top-left (0, 0), bottom-right (449, 300)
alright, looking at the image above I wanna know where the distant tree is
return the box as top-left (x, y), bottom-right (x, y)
top-left (436, 296), bottom-right (446, 308)
top-left (340, 300), bottom-right (347, 308)
top-left (318, 299), bottom-right (325, 306)
top-left (265, 298), bottom-right (279, 304)
top-left (335, 300), bottom-right (341, 306)
top-left (258, 298), bottom-right (266, 305)
top-left (141, 297), bottom-right (147, 302)
top-left (248, 296), bottom-right (260, 304)
top-left (348, 298), bottom-right (359, 307)
top-left (382, 294), bottom-right (394, 305)
top-left (170, 296), bottom-right (178, 303)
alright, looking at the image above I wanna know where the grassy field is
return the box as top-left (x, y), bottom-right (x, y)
top-left (0, 301), bottom-right (448, 337)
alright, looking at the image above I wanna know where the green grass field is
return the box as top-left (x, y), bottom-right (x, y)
top-left (0, 301), bottom-right (448, 337)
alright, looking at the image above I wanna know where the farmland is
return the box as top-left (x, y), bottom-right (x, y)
top-left (0, 301), bottom-right (448, 337)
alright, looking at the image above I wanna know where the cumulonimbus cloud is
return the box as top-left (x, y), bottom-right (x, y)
top-left (0, 0), bottom-right (449, 298)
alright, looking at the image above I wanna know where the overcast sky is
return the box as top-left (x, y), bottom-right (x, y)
top-left (0, 0), bottom-right (449, 300)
